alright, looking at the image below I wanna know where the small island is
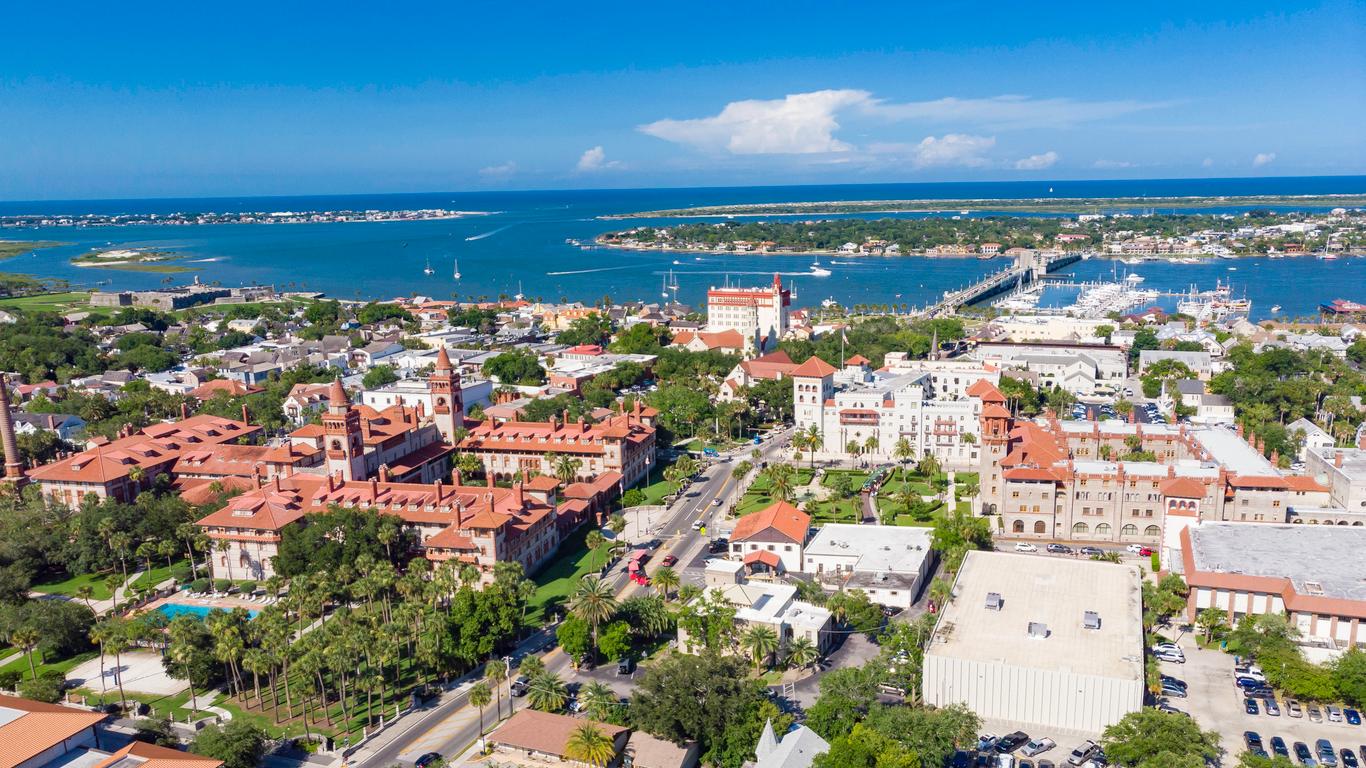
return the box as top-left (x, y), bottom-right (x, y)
top-left (0, 240), bottom-right (66, 260)
top-left (71, 247), bottom-right (191, 273)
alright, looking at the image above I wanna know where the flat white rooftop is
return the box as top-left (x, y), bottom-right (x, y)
top-left (804, 523), bottom-right (933, 574)
top-left (1188, 522), bottom-right (1366, 602)
top-left (1191, 427), bottom-right (1277, 476)
top-left (927, 551), bottom-right (1144, 681)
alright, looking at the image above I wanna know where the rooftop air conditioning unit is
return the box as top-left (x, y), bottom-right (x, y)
top-left (985, 592), bottom-right (1003, 611)
top-left (1027, 622), bottom-right (1050, 639)
top-left (1083, 611), bottom-right (1101, 630)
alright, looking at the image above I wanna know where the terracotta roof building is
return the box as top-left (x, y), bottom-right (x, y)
top-left (729, 501), bottom-right (811, 574)
top-left (458, 400), bottom-right (657, 489)
top-left (196, 469), bottom-right (600, 584)
top-left (0, 694), bottom-right (105, 768)
top-left (29, 414), bottom-right (262, 505)
top-left (704, 274), bottom-right (791, 353)
top-left (487, 709), bottom-right (630, 766)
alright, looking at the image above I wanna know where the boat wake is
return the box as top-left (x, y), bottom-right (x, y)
top-left (188, 257), bottom-right (223, 263)
top-left (547, 264), bottom-right (649, 276)
top-left (465, 225), bottom-right (512, 241)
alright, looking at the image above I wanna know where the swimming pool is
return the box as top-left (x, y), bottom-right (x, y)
top-left (156, 603), bottom-right (259, 620)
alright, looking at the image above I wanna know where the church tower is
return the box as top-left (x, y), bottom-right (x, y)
top-left (323, 379), bottom-right (365, 481)
top-left (428, 346), bottom-right (462, 443)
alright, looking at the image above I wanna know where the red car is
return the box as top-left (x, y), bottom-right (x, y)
top-left (632, 572), bottom-right (651, 587)
top-left (661, 554), bottom-right (678, 567)
top-left (1138, 547), bottom-right (1155, 556)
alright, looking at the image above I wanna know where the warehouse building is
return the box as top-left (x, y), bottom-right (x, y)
top-left (922, 551), bottom-right (1145, 734)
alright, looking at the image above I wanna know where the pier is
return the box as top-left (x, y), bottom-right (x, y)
top-left (914, 251), bottom-right (1083, 318)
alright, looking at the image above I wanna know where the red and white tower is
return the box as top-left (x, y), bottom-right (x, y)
top-left (428, 346), bottom-right (462, 444)
top-left (323, 379), bottom-right (365, 481)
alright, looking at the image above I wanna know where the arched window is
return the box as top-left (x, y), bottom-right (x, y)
top-left (1144, 525), bottom-right (1160, 537)
top-left (1034, 521), bottom-right (1047, 534)
top-left (330, 439), bottom-right (342, 451)
top-left (1121, 524), bottom-right (1138, 537)
top-left (1012, 520), bottom-right (1025, 533)
top-left (1096, 523), bottom-right (1112, 535)
top-left (1072, 522), bottom-right (1088, 534)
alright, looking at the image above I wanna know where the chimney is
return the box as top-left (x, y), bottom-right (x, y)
top-left (1336, 451), bottom-right (1344, 468)
top-left (1168, 464), bottom-right (1176, 478)
top-left (416, 400), bottom-right (425, 419)
top-left (562, 408), bottom-right (570, 426)
top-left (435, 479), bottom-right (444, 503)
top-left (487, 472), bottom-right (494, 488)
top-left (453, 468), bottom-right (462, 485)
top-left (241, 404), bottom-right (250, 424)
top-left (370, 478), bottom-right (379, 497)
top-left (378, 464), bottom-right (390, 483)
top-left (254, 471), bottom-right (263, 489)
top-left (180, 402), bottom-right (189, 421)
top-left (273, 475), bottom-right (281, 492)
top-left (1270, 449), bottom-right (1279, 465)
top-left (514, 482), bottom-right (524, 508)
top-left (0, 375), bottom-right (23, 480)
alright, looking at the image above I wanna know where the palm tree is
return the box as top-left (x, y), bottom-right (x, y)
top-left (484, 659), bottom-right (507, 722)
top-left (845, 440), bottom-right (861, 468)
top-left (11, 628), bottom-right (39, 681)
top-left (917, 453), bottom-right (941, 480)
top-left (928, 577), bottom-right (953, 610)
top-left (517, 654), bottom-right (545, 680)
top-left (75, 585), bottom-right (95, 614)
top-left (470, 682), bottom-right (492, 746)
top-left (802, 424), bottom-right (821, 470)
top-left (568, 577), bottom-right (618, 659)
top-left (565, 722), bottom-right (617, 767)
top-left (741, 625), bottom-right (779, 668)
top-left (677, 584), bottom-right (702, 604)
top-left (785, 637), bottom-right (818, 670)
top-left (893, 437), bottom-right (913, 465)
top-left (581, 680), bottom-right (617, 722)
top-left (760, 463), bottom-right (795, 503)
top-left (585, 530), bottom-right (607, 571)
top-left (548, 454), bottom-right (583, 485)
top-left (863, 435), bottom-right (879, 456)
top-left (527, 670), bottom-right (568, 712)
top-left (652, 567), bottom-right (680, 602)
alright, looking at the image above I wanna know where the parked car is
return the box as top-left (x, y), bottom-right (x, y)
top-left (1265, 699), bottom-right (1281, 716)
top-left (997, 732), bottom-right (1030, 753)
top-left (708, 538), bottom-right (729, 554)
top-left (660, 554), bottom-right (678, 567)
top-left (415, 753), bottom-right (445, 768)
top-left (1045, 544), bottom-right (1072, 554)
top-left (1161, 683), bottom-right (1188, 699)
top-left (1245, 686), bottom-right (1276, 700)
top-left (1293, 742), bottom-right (1313, 765)
top-left (1342, 749), bottom-right (1360, 768)
top-left (1318, 739), bottom-right (1339, 767)
top-left (616, 657), bottom-right (634, 676)
top-left (1066, 741), bottom-right (1097, 766)
top-left (1287, 699), bottom-right (1304, 718)
top-left (1346, 708), bottom-right (1362, 725)
top-left (1270, 737), bottom-right (1289, 758)
top-left (1330, 706), bottom-right (1345, 722)
top-left (1245, 698), bottom-right (1261, 715)
top-left (977, 734), bottom-right (1000, 752)
top-left (1155, 650), bottom-right (1185, 664)
top-left (1310, 703), bottom-right (1326, 722)
top-left (1125, 544), bottom-right (1147, 555)
top-left (510, 676), bottom-right (530, 696)
top-left (1245, 732), bottom-right (1267, 757)
top-left (1161, 674), bottom-right (1186, 689)
top-left (1022, 738), bottom-right (1056, 757)
top-left (1078, 546), bottom-right (1105, 557)
top-left (1152, 642), bottom-right (1181, 654)
top-left (1014, 542), bottom-right (1039, 553)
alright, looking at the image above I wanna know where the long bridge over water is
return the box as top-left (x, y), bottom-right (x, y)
top-left (914, 251), bottom-right (1084, 318)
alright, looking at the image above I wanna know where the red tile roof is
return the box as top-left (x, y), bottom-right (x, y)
top-left (190, 379), bottom-right (264, 400)
top-left (790, 356), bottom-right (838, 378)
top-left (743, 550), bottom-right (783, 568)
top-left (0, 694), bottom-right (107, 768)
top-left (1159, 477), bottom-right (1208, 499)
top-left (490, 709), bottom-right (627, 758)
top-left (731, 501), bottom-right (810, 544)
top-left (29, 415), bottom-right (260, 485)
top-left (91, 741), bottom-right (223, 768)
top-left (966, 379), bottom-right (1006, 402)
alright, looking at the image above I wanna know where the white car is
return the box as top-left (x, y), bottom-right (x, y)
top-left (1014, 542), bottom-right (1038, 553)
top-left (1125, 544), bottom-right (1147, 555)
top-left (1022, 738), bottom-right (1056, 757)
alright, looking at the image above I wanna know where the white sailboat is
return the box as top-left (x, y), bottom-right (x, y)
top-left (452, 259), bottom-right (462, 280)
top-left (667, 270), bottom-right (680, 292)
top-left (423, 257), bottom-right (435, 276)
top-left (660, 274), bottom-right (670, 299)
top-left (514, 281), bottom-right (525, 301)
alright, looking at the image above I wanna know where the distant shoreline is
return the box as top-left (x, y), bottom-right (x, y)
top-left (603, 193), bottom-right (1366, 219)
top-left (0, 209), bottom-right (491, 230)
top-left (590, 239), bottom-right (1348, 261)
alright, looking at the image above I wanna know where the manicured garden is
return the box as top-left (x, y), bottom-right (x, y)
top-left (525, 525), bottom-right (599, 625)
top-left (32, 570), bottom-right (116, 600)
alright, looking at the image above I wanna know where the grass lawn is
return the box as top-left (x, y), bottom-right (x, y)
top-left (128, 560), bottom-right (185, 591)
top-left (0, 649), bottom-right (99, 679)
top-left (955, 501), bottom-right (972, 515)
top-left (807, 497), bottom-right (862, 524)
top-left (526, 525), bottom-right (597, 625)
top-left (32, 570), bottom-right (116, 600)
top-left (633, 463), bottom-right (675, 507)
top-left (954, 472), bottom-right (979, 485)
top-left (77, 688), bottom-right (194, 720)
top-left (0, 290), bottom-right (93, 313)
top-left (820, 469), bottom-right (870, 489)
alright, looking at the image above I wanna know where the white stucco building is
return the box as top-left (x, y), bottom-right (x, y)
top-left (802, 523), bottom-right (935, 609)
top-left (923, 551), bottom-right (1145, 734)
top-left (705, 275), bottom-right (791, 353)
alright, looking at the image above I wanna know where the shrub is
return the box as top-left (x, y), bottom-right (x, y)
top-left (170, 563), bottom-right (193, 583)
top-left (1150, 552), bottom-right (1161, 572)
top-left (19, 672), bottom-right (65, 703)
top-left (212, 579), bottom-right (232, 594)
top-left (0, 669), bottom-right (20, 690)
top-left (237, 580), bottom-right (257, 595)
top-left (190, 578), bottom-right (211, 594)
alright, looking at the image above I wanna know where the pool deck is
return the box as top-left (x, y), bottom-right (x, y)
top-left (144, 592), bottom-right (276, 615)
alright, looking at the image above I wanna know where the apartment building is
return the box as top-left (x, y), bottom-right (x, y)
top-left (705, 275), bottom-right (791, 353)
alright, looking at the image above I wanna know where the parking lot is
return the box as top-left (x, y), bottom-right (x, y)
top-left (1158, 632), bottom-right (1365, 763)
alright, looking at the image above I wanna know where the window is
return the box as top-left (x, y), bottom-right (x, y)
top-left (1034, 521), bottom-right (1047, 534)
top-left (1121, 524), bottom-right (1138, 536)
top-left (1072, 522), bottom-right (1089, 534)
top-left (1012, 520), bottom-right (1025, 533)
top-left (1096, 523), bottom-right (1112, 535)
top-left (784, 545), bottom-right (792, 551)
top-left (1144, 525), bottom-right (1160, 536)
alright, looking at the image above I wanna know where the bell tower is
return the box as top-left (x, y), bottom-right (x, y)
top-left (428, 346), bottom-right (462, 444)
top-left (323, 379), bottom-right (365, 481)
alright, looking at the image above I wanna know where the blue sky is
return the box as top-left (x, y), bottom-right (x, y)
top-left (2, 1), bottom-right (1363, 199)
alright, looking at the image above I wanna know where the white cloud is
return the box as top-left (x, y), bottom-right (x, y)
top-left (1092, 159), bottom-right (1135, 169)
top-left (1014, 151), bottom-right (1059, 170)
top-left (1253, 152), bottom-right (1277, 167)
top-left (1202, 157), bottom-right (1215, 168)
top-left (640, 90), bottom-right (1169, 159)
top-left (576, 146), bottom-right (622, 172)
top-left (910, 134), bottom-right (997, 168)
top-left (640, 89), bottom-right (868, 155)
top-left (478, 161), bottom-right (517, 178)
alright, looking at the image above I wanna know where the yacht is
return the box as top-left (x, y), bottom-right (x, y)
top-left (809, 258), bottom-right (832, 277)
top-left (514, 281), bottom-right (524, 301)
top-left (1270, 304), bottom-right (1282, 313)
top-left (452, 259), bottom-right (461, 280)
top-left (423, 258), bottom-right (435, 276)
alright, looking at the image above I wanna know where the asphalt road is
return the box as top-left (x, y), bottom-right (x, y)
top-left (350, 428), bottom-right (794, 767)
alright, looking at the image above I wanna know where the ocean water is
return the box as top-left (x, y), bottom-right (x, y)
top-left (0, 176), bottom-right (1362, 318)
